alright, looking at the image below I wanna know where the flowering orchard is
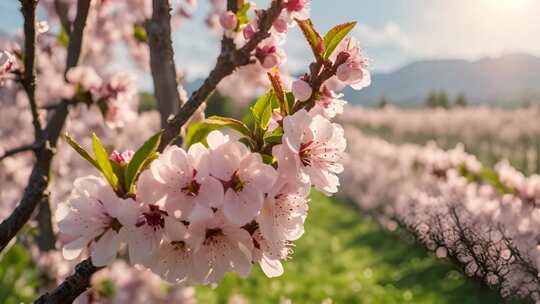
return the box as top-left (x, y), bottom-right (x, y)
top-left (0, 0), bottom-right (370, 302)
top-left (342, 129), bottom-right (540, 302)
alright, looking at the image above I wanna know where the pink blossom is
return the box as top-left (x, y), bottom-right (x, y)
top-left (0, 50), bottom-right (15, 75)
top-left (252, 229), bottom-right (289, 278)
top-left (187, 212), bottom-right (253, 284)
top-left (257, 181), bottom-right (309, 242)
top-left (66, 66), bottom-right (103, 92)
top-left (56, 176), bottom-right (139, 266)
top-left (276, 109), bottom-right (346, 194)
top-left (151, 217), bottom-right (193, 283)
top-left (283, 0), bottom-right (310, 22)
top-left (310, 86), bottom-right (347, 118)
top-left (291, 79), bottom-right (312, 102)
top-left (330, 37), bottom-right (370, 91)
top-left (137, 144), bottom-right (224, 221)
top-left (207, 131), bottom-right (278, 226)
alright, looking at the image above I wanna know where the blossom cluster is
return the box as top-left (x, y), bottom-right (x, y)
top-left (341, 129), bottom-right (540, 301)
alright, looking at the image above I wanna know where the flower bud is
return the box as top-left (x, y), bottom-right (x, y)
top-left (273, 18), bottom-right (288, 34)
top-left (110, 150), bottom-right (134, 166)
top-left (243, 22), bottom-right (257, 40)
top-left (219, 11), bottom-right (238, 31)
top-left (292, 79), bottom-right (312, 102)
top-left (0, 50), bottom-right (15, 75)
top-left (286, 0), bottom-right (307, 12)
top-left (262, 53), bottom-right (280, 69)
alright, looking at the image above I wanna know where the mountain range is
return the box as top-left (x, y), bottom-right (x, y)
top-left (344, 53), bottom-right (540, 106)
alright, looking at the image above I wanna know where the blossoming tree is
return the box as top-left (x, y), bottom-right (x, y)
top-left (0, 0), bottom-right (370, 302)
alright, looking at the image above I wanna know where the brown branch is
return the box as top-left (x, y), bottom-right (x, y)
top-left (65, 0), bottom-right (91, 74)
top-left (0, 0), bottom-right (92, 253)
top-left (0, 142), bottom-right (43, 161)
top-left (145, 0), bottom-right (181, 128)
top-left (36, 194), bottom-right (56, 251)
top-left (34, 258), bottom-right (103, 304)
top-left (20, 0), bottom-right (43, 139)
top-left (54, 0), bottom-right (71, 34)
top-left (158, 0), bottom-right (285, 151)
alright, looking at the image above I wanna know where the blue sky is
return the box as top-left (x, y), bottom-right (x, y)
top-left (2, 0), bottom-right (540, 81)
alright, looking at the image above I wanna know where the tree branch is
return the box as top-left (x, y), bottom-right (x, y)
top-left (146, 0), bottom-right (181, 128)
top-left (20, 0), bottom-right (43, 140)
top-left (34, 258), bottom-right (103, 304)
top-left (0, 142), bottom-right (43, 161)
top-left (0, 0), bottom-right (92, 253)
top-left (36, 194), bottom-right (56, 251)
top-left (158, 0), bottom-right (284, 151)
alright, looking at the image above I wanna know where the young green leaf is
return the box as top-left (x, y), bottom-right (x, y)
top-left (92, 133), bottom-right (118, 190)
top-left (296, 18), bottom-right (325, 62)
top-left (206, 116), bottom-right (251, 136)
top-left (323, 21), bottom-right (357, 59)
top-left (236, 2), bottom-right (252, 28)
top-left (250, 91), bottom-right (275, 130)
top-left (185, 122), bottom-right (221, 148)
top-left (263, 126), bottom-right (284, 145)
top-left (64, 134), bottom-right (99, 170)
top-left (133, 25), bottom-right (148, 44)
top-left (124, 130), bottom-right (163, 193)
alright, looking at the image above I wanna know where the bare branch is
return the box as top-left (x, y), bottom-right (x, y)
top-left (20, 0), bottom-right (43, 140)
top-left (54, 0), bottom-right (71, 34)
top-left (34, 258), bottom-right (102, 304)
top-left (65, 0), bottom-right (91, 74)
top-left (158, 0), bottom-right (285, 151)
top-left (0, 142), bottom-right (43, 161)
top-left (36, 194), bottom-right (56, 251)
top-left (146, 0), bottom-right (181, 128)
top-left (0, 0), bottom-right (92, 253)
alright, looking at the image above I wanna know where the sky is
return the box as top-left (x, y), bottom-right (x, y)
top-left (2, 0), bottom-right (540, 80)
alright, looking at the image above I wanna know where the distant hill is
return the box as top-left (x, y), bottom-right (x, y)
top-left (345, 53), bottom-right (540, 106)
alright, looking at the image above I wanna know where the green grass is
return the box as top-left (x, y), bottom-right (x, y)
top-left (0, 193), bottom-right (512, 303)
top-left (196, 192), bottom-right (509, 304)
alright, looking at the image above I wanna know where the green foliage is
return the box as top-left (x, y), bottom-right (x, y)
top-left (0, 245), bottom-right (41, 303)
top-left (184, 122), bottom-right (222, 148)
top-left (65, 134), bottom-right (100, 169)
top-left (92, 133), bottom-right (119, 190)
top-left (124, 131), bottom-right (163, 193)
top-left (455, 93), bottom-right (468, 107)
top-left (138, 92), bottom-right (157, 113)
top-left (250, 91), bottom-right (275, 130)
top-left (425, 90), bottom-right (450, 109)
top-left (133, 25), bottom-right (148, 43)
top-left (196, 193), bottom-right (511, 303)
top-left (323, 21), bottom-right (357, 59)
top-left (206, 116), bottom-right (251, 137)
top-left (235, 2), bottom-right (251, 30)
top-left (57, 29), bottom-right (69, 48)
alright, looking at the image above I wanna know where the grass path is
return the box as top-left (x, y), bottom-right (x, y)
top-left (197, 192), bottom-right (508, 303)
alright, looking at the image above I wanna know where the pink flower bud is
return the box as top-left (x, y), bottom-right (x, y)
top-left (243, 22), bottom-right (257, 40)
top-left (292, 79), bottom-right (312, 102)
top-left (286, 0), bottom-right (307, 12)
top-left (0, 50), bottom-right (15, 75)
top-left (273, 18), bottom-right (288, 34)
top-left (262, 53), bottom-right (280, 69)
top-left (110, 150), bottom-right (134, 166)
top-left (219, 11), bottom-right (238, 31)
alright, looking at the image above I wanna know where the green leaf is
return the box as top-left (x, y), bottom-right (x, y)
top-left (64, 134), bottom-right (99, 170)
top-left (323, 21), bottom-right (357, 59)
top-left (262, 154), bottom-right (276, 166)
top-left (296, 19), bottom-right (325, 62)
top-left (206, 116), bottom-right (251, 136)
top-left (133, 25), bottom-right (148, 43)
top-left (285, 92), bottom-right (296, 114)
top-left (263, 126), bottom-right (284, 145)
top-left (185, 122), bottom-right (221, 148)
top-left (236, 2), bottom-right (252, 28)
top-left (92, 133), bottom-right (118, 190)
top-left (250, 91), bottom-right (275, 130)
top-left (124, 131), bottom-right (163, 193)
top-left (57, 30), bottom-right (69, 48)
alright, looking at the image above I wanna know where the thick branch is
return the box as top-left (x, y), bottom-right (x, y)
top-left (36, 194), bottom-right (56, 251)
top-left (34, 258), bottom-right (103, 304)
top-left (54, 0), bottom-right (71, 34)
top-left (146, 0), bottom-right (181, 127)
top-left (20, 0), bottom-right (43, 139)
top-left (158, 0), bottom-right (284, 151)
top-left (0, 0), bottom-right (92, 253)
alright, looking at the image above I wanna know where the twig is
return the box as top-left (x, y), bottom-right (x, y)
top-left (0, 142), bottom-right (43, 161)
top-left (145, 0), bottom-right (181, 127)
top-left (0, 0), bottom-right (92, 253)
top-left (34, 258), bottom-right (103, 304)
top-left (36, 194), bottom-right (56, 251)
top-left (158, 0), bottom-right (285, 151)
top-left (54, 0), bottom-right (71, 34)
top-left (20, 0), bottom-right (43, 139)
